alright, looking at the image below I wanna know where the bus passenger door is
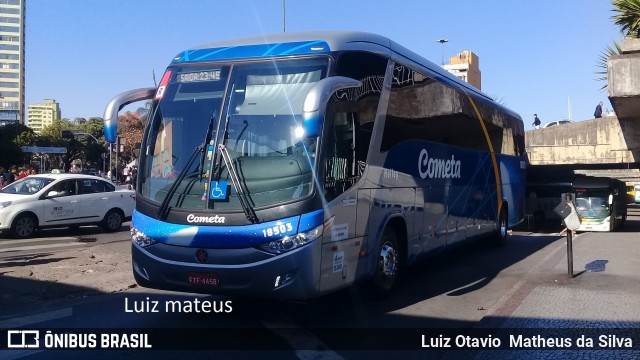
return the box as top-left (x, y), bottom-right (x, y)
top-left (319, 111), bottom-right (365, 292)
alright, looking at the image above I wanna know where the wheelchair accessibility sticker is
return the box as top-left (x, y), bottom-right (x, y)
top-left (209, 180), bottom-right (229, 201)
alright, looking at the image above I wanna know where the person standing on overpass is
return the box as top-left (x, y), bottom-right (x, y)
top-left (594, 101), bottom-right (603, 118)
top-left (532, 114), bottom-right (541, 129)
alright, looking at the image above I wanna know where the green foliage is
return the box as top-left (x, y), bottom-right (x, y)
top-left (0, 117), bottom-right (108, 171)
top-left (595, 40), bottom-right (624, 89)
top-left (0, 123), bottom-right (33, 167)
top-left (612, 0), bottom-right (640, 37)
top-left (594, 0), bottom-right (639, 89)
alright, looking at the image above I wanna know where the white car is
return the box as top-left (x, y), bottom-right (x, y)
top-left (0, 173), bottom-right (135, 238)
top-left (542, 120), bottom-right (573, 128)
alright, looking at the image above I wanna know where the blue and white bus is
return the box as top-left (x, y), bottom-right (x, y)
top-left (103, 31), bottom-right (526, 299)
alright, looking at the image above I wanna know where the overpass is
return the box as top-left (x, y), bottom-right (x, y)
top-left (525, 37), bottom-right (640, 177)
top-left (525, 116), bottom-right (640, 167)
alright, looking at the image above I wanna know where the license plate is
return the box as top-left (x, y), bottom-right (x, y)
top-left (188, 272), bottom-right (220, 286)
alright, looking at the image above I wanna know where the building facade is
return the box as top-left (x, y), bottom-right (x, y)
top-left (27, 99), bottom-right (60, 133)
top-left (0, 0), bottom-right (24, 126)
top-left (443, 50), bottom-right (481, 90)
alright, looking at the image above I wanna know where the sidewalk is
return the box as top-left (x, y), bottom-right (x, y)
top-left (468, 226), bottom-right (640, 359)
top-left (490, 230), bottom-right (640, 327)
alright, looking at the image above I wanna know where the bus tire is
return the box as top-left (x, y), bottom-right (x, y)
top-left (495, 207), bottom-right (508, 246)
top-left (369, 228), bottom-right (400, 297)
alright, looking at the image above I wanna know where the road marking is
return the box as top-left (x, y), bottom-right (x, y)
top-left (0, 242), bottom-right (86, 253)
top-left (0, 307), bottom-right (73, 328)
top-left (263, 317), bottom-right (345, 360)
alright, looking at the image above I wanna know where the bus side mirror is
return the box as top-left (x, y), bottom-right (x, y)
top-left (103, 88), bottom-right (156, 143)
top-left (302, 77), bottom-right (361, 137)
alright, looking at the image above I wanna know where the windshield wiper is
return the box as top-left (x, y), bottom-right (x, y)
top-left (156, 144), bottom-right (204, 220)
top-left (200, 111), bottom-right (217, 180)
top-left (218, 144), bottom-right (258, 223)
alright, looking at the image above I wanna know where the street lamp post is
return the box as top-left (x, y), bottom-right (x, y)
top-left (282, 0), bottom-right (286, 32)
top-left (436, 38), bottom-right (448, 66)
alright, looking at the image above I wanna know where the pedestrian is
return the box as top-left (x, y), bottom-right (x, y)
top-left (532, 114), bottom-right (541, 129)
top-left (17, 165), bottom-right (29, 180)
top-left (594, 101), bottom-right (603, 118)
top-left (131, 167), bottom-right (138, 190)
top-left (0, 166), bottom-right (5, 188)
top-left (5, 165), bottom-right (17, 184)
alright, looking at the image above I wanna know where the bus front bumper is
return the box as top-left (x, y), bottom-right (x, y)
top-left (577, 217), bottom-right (611, 232)
top-left (131, 240), bottom-right (325, 300)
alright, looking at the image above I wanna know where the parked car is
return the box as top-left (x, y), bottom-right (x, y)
top-left (542, 120), bottom-right (573, 128)
top-left (0, 173), bottom-right (135, 238)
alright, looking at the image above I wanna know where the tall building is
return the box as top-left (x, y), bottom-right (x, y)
top-left (27, 99), bottom-right (60, 133)
top-left (0, 0), bottom-right (25, 126)
top-left (443, 50), bottom-right (481, 90)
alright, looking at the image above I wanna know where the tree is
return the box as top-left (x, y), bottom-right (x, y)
top-left (595, 40), bottom-right (624, 89)
top-left (612, 0), bottom-right (640, 38)
top-left (116, 112), bottom-right (145, 167)
top-left (595, 0), bottom-right (640, 88)
top-left (0, 123), bottom-right (34, 167)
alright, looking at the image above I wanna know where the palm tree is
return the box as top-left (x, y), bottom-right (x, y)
top-left (595, 41), bottom-right (624, 89)
top-left (595, 0), bottom-right (639, 89)
top-left (612, 0), bottom-right (640, 37)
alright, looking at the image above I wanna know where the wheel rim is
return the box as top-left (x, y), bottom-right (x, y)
top-left (378, 241), bottom-right (398, 279)
top-left (16, 217), bottom-right (34, 237)
top-left (500, 213), bottom-right (507, 239)
top-left (107, 213), bottom-right (122, 230)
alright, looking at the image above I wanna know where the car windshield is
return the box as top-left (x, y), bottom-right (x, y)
top-left (0, 177), bottom-right (55, 195)
top-left (139, 57), bottom-right (328, 211)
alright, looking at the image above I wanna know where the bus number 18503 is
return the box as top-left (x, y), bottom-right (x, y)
top-left (262, 223), bottom-right (294, 237)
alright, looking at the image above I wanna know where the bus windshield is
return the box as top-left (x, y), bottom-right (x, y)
top-left (140, 57), bottom-right (329, 211)
top-left (575, 189), bottom-right (611, 218)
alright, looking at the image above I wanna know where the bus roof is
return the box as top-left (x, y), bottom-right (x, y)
top-left (572, 176), bottom-right (624, 189)
top-left (171, 31), bottom-right (520, 120)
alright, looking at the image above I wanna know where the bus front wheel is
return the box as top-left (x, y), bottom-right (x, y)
top-left (369, 228), bottom-right (400, 297)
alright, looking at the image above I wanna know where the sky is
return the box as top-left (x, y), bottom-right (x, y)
top-left (25, 0), bottom-right (622, 130)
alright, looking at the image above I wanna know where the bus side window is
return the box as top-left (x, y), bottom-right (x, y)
top-left (322, 51), bottom-right (386, 201)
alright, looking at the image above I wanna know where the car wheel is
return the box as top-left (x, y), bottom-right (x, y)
top-left (369, 228), bottom-right (400, 297)
top-left (102, 210), bottom-right (123, 232)
top-left (12, 213), bottom-right (37, 239)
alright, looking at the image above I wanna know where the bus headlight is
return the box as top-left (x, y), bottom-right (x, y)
top-left (131, 226), bottom-right (157, 247)
top-left (258, 224), bottom-right (323, 254)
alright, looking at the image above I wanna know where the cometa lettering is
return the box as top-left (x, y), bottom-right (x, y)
top-left (418, 149), bottom-right (461, 180)
top-left (186, 214), bottom-right (225, 224)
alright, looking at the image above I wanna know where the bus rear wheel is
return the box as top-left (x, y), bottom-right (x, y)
top-left (369, 228), bottom-right (400, 297)
top-left (495, 207), bottom-right (508, 246)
